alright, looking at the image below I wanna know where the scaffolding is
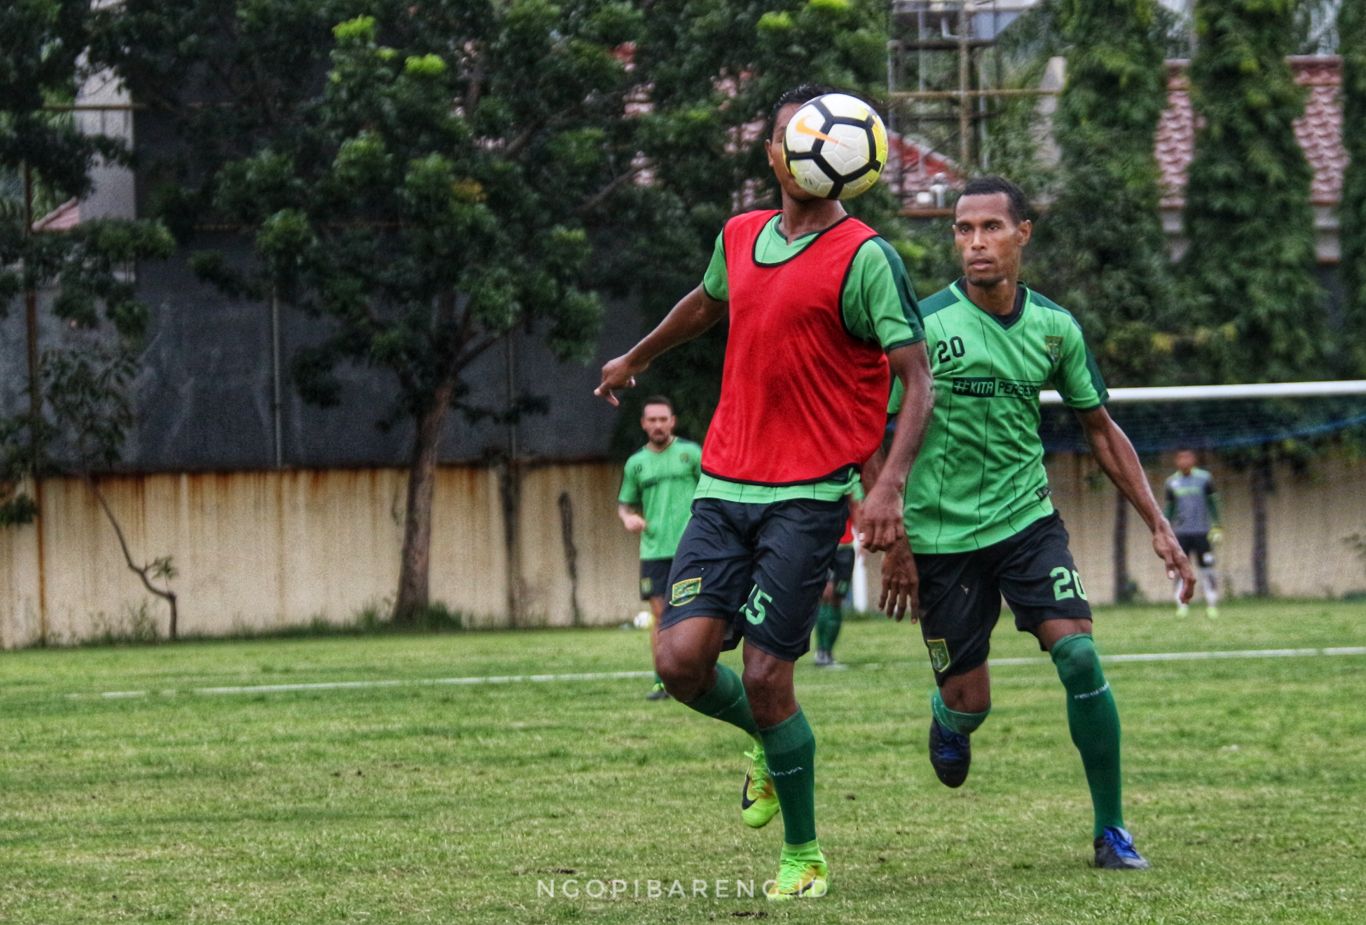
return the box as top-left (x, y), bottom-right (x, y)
top-left (886, 1), bottom-right (1058, 214)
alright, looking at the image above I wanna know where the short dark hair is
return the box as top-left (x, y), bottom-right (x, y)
top-left (642, 395), bottom-right (674, 414)
top-left (769, 83), bottom-right (836, 138)
top-left (957, 176), bottom-right (1031, 224)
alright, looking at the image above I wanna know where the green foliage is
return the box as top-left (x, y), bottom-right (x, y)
top-left (103, 0), bottom-right (653, 431)
top-left (0, 0), bottom-right (175, 525)
top-left (1340, 0), bottom-right (1366, 375)
top-left (1036, 0), bottom-right (1178, 387)
top-left (978, 1), bottom-right (1066, 191)
top-left (1179, 0), bottom-right (1324, 384)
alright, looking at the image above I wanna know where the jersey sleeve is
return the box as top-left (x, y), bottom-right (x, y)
top-left (841, 238), bottom-right (925, 351)
top-left (1205, 478), bottom-right (1222, 525)
top-left (617, 461), bottom-right (641, 506)
top-left (1054, 319), bottom-right (1108, 410)
top-left (700, 231), bottom-right (728, 301)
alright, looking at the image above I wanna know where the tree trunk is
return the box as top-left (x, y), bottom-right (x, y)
top-left (558, 491), bottom-right (583, 626)
top-left (1113, 489), bottom-right (1130, 603)
top-left (1251, 450), bottom-right (1273, 596)
top-left (499, 457), bottom-right (524, 627)
top-left (85, 473), bottom-right (178, 639)
top-left (393, 379), bottom-right (456, 623)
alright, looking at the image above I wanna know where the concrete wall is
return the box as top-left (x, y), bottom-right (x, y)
top-left (3, 454), bottom-right (1365, 647)
top-left (1054, 453), bottom-right (1366, 602)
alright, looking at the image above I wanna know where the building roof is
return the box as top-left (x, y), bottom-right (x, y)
top-left (1156, 56), bottom-right (1344, 208)
top-left (31, 198), bottom-right (81, 233)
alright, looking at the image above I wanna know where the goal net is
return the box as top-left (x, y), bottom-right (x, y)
top-left (1039, 380), bottom-right (1366, 454)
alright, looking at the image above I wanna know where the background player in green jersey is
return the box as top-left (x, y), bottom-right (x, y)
top-left (594, 85), bottom-right (935, 900)
top-left (1164, 448), bottom-right (1223, 618)
top-left (813, 489), bottom-right (860, 668)
top-left (617, 396), bottom-right (702, 699)
top-left (878, 176), bottom-right (1196, 870)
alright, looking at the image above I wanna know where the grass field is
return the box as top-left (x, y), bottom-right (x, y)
top-left (2, 600), bottom-right (1363, 924)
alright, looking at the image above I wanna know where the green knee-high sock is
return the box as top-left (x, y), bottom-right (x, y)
top-left (1052, 633), bottom-right (1124, 837)
top-left (683, 663), bottom-right (760, 738)
top-left (760, 709), bottom-right (818, 846)
top-left (815, 603), bottom-right (841, 652)
top-left (930, 688), bottom-right (990, 735)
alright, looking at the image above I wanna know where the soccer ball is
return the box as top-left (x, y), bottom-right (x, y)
top-left (633, 610), bottom-right (652, 630)
top-left (782, 93), bottom-right (888, 201)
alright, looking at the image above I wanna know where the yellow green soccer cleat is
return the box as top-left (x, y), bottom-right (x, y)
top-left (740, 746), bottom-right (780, 829)
top-left (765, 846), bottom-right (829, 901)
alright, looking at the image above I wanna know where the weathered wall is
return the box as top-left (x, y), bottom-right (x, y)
top-left (3, 454), bottom-right (1364, 647)
top-left (1043, 453), bottom-right (1366, 603)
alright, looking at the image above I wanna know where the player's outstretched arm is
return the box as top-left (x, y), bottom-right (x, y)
top-left (594, 286), bottom-right (726, 406)
top-left (1077, 406), bottom-right (1197, 601)
top-left (859, 343), bottom-right (933, 552)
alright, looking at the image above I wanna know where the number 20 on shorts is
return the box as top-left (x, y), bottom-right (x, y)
top-left (1050, 566), bottom-right (1088, 601)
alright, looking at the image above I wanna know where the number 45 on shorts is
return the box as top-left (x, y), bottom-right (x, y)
top-left (742, 584), bottom-right (773, 625)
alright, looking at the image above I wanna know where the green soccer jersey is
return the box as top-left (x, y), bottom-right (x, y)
top-left (618, 437), bottom-right (702, 560)
top-left (889, 280), bottom-right (1108, 553)
top-left (696, 214), bottom-right (924, 504)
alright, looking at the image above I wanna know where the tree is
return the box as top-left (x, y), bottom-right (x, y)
top-left (1043, 0), bottom-right (1176, 386)
top-left (1179, 0), bottom-right (1325, 596)
top-left (0, 1), bottom-right (178, 640)
top-left (99, 0), bottom-right (899, 622)
top-left (1341, 0), bottom-right (1366, 375)
top-left (0, 4), bottom-right (173, 522)
top-left (1179, 0), bottom-right (1323, 385)
top-left (1037, 0), bottom-right (1176, 602)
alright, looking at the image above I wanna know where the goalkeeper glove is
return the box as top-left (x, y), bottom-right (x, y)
top-left (1208, 527), bottom-right (1224, 546)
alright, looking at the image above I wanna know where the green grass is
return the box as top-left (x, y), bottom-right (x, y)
top-left (1, 600), bottom-right (1363, 924)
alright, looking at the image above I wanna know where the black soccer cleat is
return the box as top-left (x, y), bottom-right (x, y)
top-left (1093, 827), bottom-right (1151, 870)
top-left (928, 716), bottom-right (971, 788)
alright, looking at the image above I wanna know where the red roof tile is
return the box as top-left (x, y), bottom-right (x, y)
top-left (31, 198), bottom-right (80, 232)
top-left (1156, 56), bottom-right (1344, 208)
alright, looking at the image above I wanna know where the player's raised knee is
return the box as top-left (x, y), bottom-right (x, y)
top-left (1051, 633), bottom-right (1101, 685)
top-left (653, 643), bottom-right (711, 700)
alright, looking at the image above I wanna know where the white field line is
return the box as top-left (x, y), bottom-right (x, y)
top-left (72, 646), bottom-right (1366, 701)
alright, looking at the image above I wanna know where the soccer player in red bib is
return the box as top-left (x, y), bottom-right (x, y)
top-left (595, 85), bottom-right (934, 901)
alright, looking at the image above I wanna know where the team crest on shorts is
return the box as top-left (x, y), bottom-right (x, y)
top-left (640, 577), bottom-right (653, 597)
top-left (670, 577), bottom-right (702, 606)
top-left (1044, 335), bottom-right (1064, 361)
top-left (926, 638), bottom-right (952, 674)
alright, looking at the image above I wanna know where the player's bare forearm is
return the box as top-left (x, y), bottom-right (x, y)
top-left (618, 504), bottom-right (646, 534)
top-left (594, 286), bottom-right (726, 405)
top-left (1078, 407), bottom-right (1164, 529)
top-left (1078, 406), bottom-right (1195, 594)
top-left (860, 344), bottom-right (933, 552)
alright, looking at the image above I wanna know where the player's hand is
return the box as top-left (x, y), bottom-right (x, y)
top-left (594, 354), bottom-right (647, 406)
top-left (1208, 526), bottom-right (1224, 547)
top-left (1154, 522), bottom-right (1197, 604)
top-left (621, 514), bottom-right (647, 534)
top-left (857, 481), bottom-right (906, 552)
top-left (878, 539), bottom-right (921, 623)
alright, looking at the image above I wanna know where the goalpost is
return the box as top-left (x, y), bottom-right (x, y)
top-left (1041, 379), bottom-right (1366, 406)
top-left (851, 380), bottom-right (1366, 610)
